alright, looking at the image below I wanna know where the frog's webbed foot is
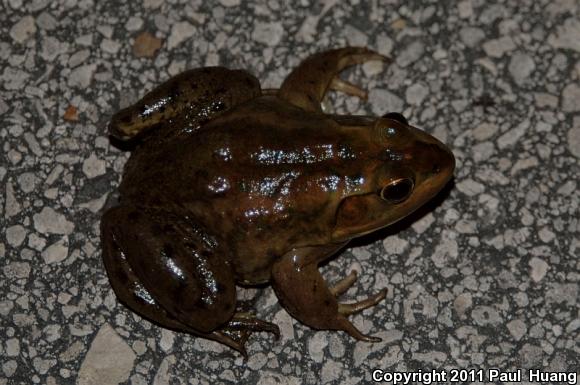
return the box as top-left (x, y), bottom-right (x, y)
top-left (330, 270), bottom-right (388, 316)
top-left (214, 313), bottom-right (280, 357)
top-left (272, 246), bottom-right (386, 343)
top-left (278, 47), bottom-right (390, 112)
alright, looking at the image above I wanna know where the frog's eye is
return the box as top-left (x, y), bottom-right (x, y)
top-left (382, 112), bottom-right (408, 126)
top-left (379, 178), bottom-right (414, 203)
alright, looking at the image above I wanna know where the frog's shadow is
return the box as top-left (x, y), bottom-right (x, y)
top-left (344, 178), bottom-right (455, 250)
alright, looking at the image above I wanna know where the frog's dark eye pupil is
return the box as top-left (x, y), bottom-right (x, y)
top-left (380, 178), bottom-right (414, 203)
top-left (382, 112), bottom-right (408, 125)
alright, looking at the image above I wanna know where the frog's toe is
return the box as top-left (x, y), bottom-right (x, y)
top-left (335, 316), bottom-right (382, 343)
top-left (330, 77), bottom-right (368, 100)
top-left (338, 288), bottom-right (387, 316)
top-left (330, 269), bottom-right (358, 296)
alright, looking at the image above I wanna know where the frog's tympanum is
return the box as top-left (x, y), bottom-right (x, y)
top-left (101, 47), bottom-right (455, 355)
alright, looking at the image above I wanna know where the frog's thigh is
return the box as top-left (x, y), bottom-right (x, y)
top-left (271, 246), bottom-right (381, 342)
top-left (277, 47), bottom-right (388, 112)
top-left (100, 206), bottom-right (236, 334)
top-left (110, 67), bottom-right (262, 140)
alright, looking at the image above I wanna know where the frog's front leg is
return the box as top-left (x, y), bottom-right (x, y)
top-left (109, 67), bottom-right (261, 140)
top-left (278, 47), bottom-right (390, 112)
top-left (101, 206), bottom-right (278, 355)
top-left (271, 245), bottom-right (387, 341)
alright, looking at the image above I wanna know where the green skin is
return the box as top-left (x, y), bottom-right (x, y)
top-left (101, 47), bottom-right (455, 355)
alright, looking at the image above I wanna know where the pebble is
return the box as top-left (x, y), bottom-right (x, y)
top-left (307, 333), bottom-right (327, 363)
top-left (82, 154), bottom-right (106, 178)
top-left (497, 120), bottom-right (529, 149)
top-left (396, 41), bottom-right (425, 68)
top-left (548, 17), bottom-right (580, 52)
top-left (507, 319), bottom-right (527, 340)
top-left (561, 83), bottom-right (580, 112)
top-left (6, 225), bottom-right (27, 247)
top-left (508, 52), bottom-right (535, 85)
top-left (567, 117), bottom-right (580, 158)
top-left (252, 22), bottom-right (284, 47)
top-left (405, 83), bottom-right (428, 105)
top-left (459, 27), bottom-right (485, 47)
top-left (41, 237), bottom-right (69, 264)
top-left (370, 89), bottom-right (404, 114)
top-left (167, 22), bottom-right (196, 49)
top-left (10, 15), bottom-right (37, 44)
top-left (482, 36), bottom-right (516, 57)
top-left (33, 207), bottom-right (75, 235)
top-left (382, 235), bottom-right (409, 255)
top-left (77, 324), bottom-right (136, 385)
top-left (68, 64), bottom-right (97, 88)
top-left (529, 257), bottom-right (549, 282)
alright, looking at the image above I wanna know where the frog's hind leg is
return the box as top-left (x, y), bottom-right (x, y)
top-left (278, 47), bottom-right (390, 112)
top-left (271, 246), bottom-right (387, 342)
top-left (109, 67), bottom-right (262, 141)
top-left (100, 206), bottom-right (278, 355)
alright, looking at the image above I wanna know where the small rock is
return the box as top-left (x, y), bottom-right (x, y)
top-left (159, 329), bottom-right (175, 352)
top-left (471, 305), bottom-right (502, 326)
top-left (456, 179), bottom-right (485, 196)
top-left (497, 120), bottom-right (529, 149)
top-left (143, 0), bottom-right (163, 8)
top-left (77, 324), bottom-right (136, 385)
top-left (33, 207), bottom-right (75, 235)
top-left (252, 22), bottom-right (284, 46)
top-left (382, 235), bottom-right (409, 255)
top-left (459, 27), bottom-right (485, 48)
top-left (548, 17), bottom-right (580, 52)
top-left (405, 83), bottom-right (428, 105)
top-left (567, 118), bottom-right (580, 158)
top-left (63, 105), bottom-right (79, 122)
top-left (396, 41), bottom-right (425, 67)
top-left (508, 52), bottom-right (535, 85)
top-left (219, 0), bottom-right (241, 6)
top-left (3, 262), bottom-right (30, 279)
top-left (68, 64), bottom-right (97, 88)
top-left (17, 172), bottom-right (38, 193)
top-left (561, 83), bottom-right (580, 112)
top-left (538, 227), bottom-right (555, 243)
top-left (133, 32), bottom-right (163, 58)
top-left (153, 355), bottom-right (175, 385)
top-left (41, 236), bottom-right (69, 264)
top-left (308, 333), bottom-right (327, 363)
top-left (167, 22), bottom-right (196, 49)
top-left (370, 89), bottom-right (404, 115)
top-left (5, 338), bottom-right (20, 356)
top-left (6, 225), bottom-right (27, 247)
top-left (125, 17), bottom-right (143, 32)
top-left (529, 257), bottom-right (549, 282)
top-left (507, 319), bottom-right (527, 340)
top-left (10, 15), bottom-right (37, 43)
top-left (82, 154), bottom-right (106, 178)
top-left (472, 122), bottom-right (499, 141)
top-left (482, 36), bottom-right (516, 58)
top-left (457, 0), bottom-right (473, 18)
top-left (453, 293), bottom-right (472, 318)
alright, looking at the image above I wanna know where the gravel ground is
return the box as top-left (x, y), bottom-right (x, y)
top-left (1, 0), bottom-right (579, 384)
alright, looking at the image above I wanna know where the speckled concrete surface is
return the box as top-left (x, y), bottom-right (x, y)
top-left (1, 1), bottom-right (579, 384)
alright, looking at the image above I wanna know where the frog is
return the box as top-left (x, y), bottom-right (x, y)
top-left (101, 47), bottom-right (455, 355)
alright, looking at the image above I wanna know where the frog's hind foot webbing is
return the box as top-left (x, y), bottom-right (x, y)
top-left (272, 249), bottom-right (385, 344)
top-left (277, 47), bottom-right (390, 112)
top-left (213, 313), bottom-right (280, 357)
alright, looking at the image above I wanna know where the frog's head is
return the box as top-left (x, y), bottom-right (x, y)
top-left (331, 113), bottom-right (455, 241)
